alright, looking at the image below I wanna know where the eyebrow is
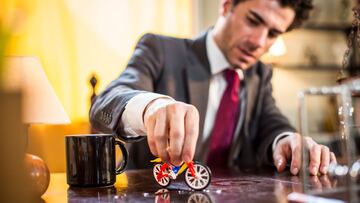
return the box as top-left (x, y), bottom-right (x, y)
top-left (248, 9), bottom-right (284, 35)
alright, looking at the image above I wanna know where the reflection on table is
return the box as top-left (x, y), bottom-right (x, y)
top-left (42, 168), bottom-right (358, 203)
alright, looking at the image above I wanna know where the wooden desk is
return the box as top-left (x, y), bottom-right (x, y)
top-left (42, 169), bottom-right (357, 203)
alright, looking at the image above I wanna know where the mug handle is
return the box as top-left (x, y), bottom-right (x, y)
top-left (115, 139), bottom-right (128, 174)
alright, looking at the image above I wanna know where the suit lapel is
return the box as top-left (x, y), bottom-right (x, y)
top-left (244, 68), bottom-right (260, 135)
top-left (184, 33), bottom-right (211, 160)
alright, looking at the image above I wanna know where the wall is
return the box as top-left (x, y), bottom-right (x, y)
top-left (10, 0), bottom-right (356, 172)
top-left (196, 0), bottom-right (221, 33)
top-left (4, 0), bottom-right (196, 172)
top-left (272, 68), bottom-right (338, 130)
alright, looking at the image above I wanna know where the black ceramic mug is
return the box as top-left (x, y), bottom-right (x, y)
top-left (65, 134), bottom-right (128, 187)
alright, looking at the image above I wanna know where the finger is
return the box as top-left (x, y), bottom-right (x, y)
top-left (275, 182), bottom-right (286, 194)
top-left (153, 109), bottom-right (170, 163)
top-left (168, 105), bottom-right (185, 166)
top-left (273, 141), bottom-right (288, 173)
top-left (145, 114), bottom-right (158, 157)
top-left (319, 175), bottom-right (331, 189)
top-left (330, 152), bottom-right (337, 164)
top-left (331, 178), bottom-right (338, 188)
top-left (290, 176), bottom-right (303, 193)
top-left (182, 105), bottom-right (199, 163)
top-left (290, 134), bottom-right (302, 175)
top-left (308, 144), bottom-right (321, 176)
top-left (320, 146), bottom-right (330, 174)
top-left (309, 176), bottom-right (322, 189)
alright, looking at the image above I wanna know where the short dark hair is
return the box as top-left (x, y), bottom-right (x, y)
top-left (232, 0), bottom-right (314, 31)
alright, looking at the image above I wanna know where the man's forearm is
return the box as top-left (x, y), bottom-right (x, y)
top-left (121, 92), bottom-right (175, 136)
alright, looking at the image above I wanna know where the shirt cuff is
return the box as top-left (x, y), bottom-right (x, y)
top-left (121, 92), bottom-right (175, 136)
top-left (272, 132), bottom-right (295, 154)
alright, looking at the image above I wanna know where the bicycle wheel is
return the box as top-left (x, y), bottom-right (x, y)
top-left (185, 163), bottom-right (211, 190)
top-left (155, 189), bottom-right (170, 202)
top-left (153, 163), bottom-right (171, 187)
top-left (187, 192), bottom-right (212, 203)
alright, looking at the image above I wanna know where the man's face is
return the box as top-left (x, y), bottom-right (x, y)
top-left (213, 0), bottom-right (295, 69)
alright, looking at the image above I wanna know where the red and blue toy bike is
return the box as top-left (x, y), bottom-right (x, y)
top-left (151, 158), bottom-right (211, 191)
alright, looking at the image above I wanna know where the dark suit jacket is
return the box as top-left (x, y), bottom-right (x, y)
top-left (90, 32), bottom-right (295, 170)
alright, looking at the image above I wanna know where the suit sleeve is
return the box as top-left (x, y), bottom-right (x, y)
top-left (90, 33), bottom-right (165, 136)
top-left (254, 67), bottom-right (296, 165)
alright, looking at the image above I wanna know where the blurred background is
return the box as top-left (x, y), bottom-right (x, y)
top-left (0, 0), bottom-right (358, 173)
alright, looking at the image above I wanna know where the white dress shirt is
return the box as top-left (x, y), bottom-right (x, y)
top-left (121, 31), bottom-right (291, 152)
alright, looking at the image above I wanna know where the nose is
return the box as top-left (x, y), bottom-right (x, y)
top-left (247, 29), bottom-right (267, 51)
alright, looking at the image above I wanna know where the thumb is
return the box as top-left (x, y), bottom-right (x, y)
top-left (273, 145), bottom-right (287, 172)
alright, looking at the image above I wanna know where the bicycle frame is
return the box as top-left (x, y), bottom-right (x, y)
top-left (150, 158), bottom-right (196, 182)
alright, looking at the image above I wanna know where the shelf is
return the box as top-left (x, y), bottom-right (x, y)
top-left (273, 64), bottom-right (342, 71)
top-left (302, 24), bottom-right (359, 36)
top-left (303, 24), bottom-right (352, 31)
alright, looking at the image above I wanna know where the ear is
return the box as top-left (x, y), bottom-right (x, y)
top-left (220, 0), bottom-right (233, 16)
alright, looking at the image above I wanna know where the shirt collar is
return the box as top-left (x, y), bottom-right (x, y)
top-left (206, 30), bottom-right (244, 79)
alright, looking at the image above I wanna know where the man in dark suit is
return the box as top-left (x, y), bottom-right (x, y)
top-left (91, 0), bottom-right (336, 175)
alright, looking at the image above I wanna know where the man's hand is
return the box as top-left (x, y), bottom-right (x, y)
top-left (273, 133), bottom-right (337, 176)
top-left (144, 98), bottom-right (199, 166)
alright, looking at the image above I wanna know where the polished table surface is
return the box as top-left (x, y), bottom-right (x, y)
top-left (42, 168), bottom-right (358, 203)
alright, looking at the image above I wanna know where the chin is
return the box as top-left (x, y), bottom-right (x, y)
top-left (236, 62), bottom-right (251, 70)
top-left (231, 57), bottom-right (252, 70)
top-left (230, 56), bottom-right (255, 70)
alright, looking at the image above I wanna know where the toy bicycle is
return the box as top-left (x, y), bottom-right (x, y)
top-left (151, 158), bottom-right (211, 191)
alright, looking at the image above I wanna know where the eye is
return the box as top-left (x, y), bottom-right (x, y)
top-left (246, 16), bottom-right (260, 26)
top-left (268, 31), bottom-right (279, 39)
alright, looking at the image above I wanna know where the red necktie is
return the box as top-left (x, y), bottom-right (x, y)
top-left (207, 69), bottom-right (240, 168)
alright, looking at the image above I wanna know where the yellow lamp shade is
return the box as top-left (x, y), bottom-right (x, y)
top-left (3, 56), bottom-right (70, 124)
